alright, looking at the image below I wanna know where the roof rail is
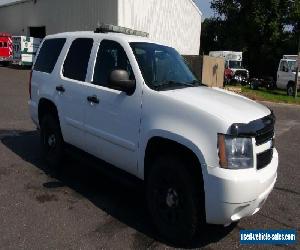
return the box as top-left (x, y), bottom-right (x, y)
top-left (94, 24), bottom-right (149, 38)
top-left (283, 55), bottom-right (297, 60)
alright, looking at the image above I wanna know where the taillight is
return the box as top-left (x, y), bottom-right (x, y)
top-left (29, 70), bottom-right (33, 99)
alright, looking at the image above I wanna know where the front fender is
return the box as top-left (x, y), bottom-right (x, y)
top-left (137, 129), bottom-right (207, 180)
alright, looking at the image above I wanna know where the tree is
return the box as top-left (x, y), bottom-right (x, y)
top-left (201, 0), bottom-right (300, 78)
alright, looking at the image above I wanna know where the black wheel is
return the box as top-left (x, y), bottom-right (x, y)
top-left (146, 155), bottom-right (205, 245)
top-left (287, 83), bottom-right (295, 96)
top-left (40, 114), bottom-right (64, 168)
top-left (266, 81), bottom-right (276, 90)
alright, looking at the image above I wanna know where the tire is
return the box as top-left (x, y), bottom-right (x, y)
top-left (287, 83), bottom-right (295, 96)
top-left (146, 155), bottom-right (205, 245)
top-left (266, 81), bottom-right (276, 90)
top-left (40, 114), bottom-right (64, 168)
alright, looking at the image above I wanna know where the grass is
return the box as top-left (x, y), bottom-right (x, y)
top-left (240, 86), bottom-right (300, 105)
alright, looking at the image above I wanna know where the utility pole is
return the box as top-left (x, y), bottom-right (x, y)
top-left (295, 35), bottom-right (300, 98)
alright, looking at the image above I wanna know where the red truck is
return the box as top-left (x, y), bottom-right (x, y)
top-left (0, 33), bottom-right (13, 66)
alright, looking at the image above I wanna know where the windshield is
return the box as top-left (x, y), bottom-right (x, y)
top-left (130, 42), bottom-right (199, 90)
top-left (287, 60), bottom-right (297, 72)
top-left (228, 60), bottom-right (243, 69)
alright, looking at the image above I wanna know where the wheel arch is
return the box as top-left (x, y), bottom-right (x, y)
top-left (287, 80), bottom-right (295, 86)
top-left (38, 98), bottom-right (59, 125)
top-left (143, 135), bottom-right (206, 187)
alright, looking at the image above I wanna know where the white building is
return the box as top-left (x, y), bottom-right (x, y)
top-left (0, 0), bottom-right (202, 55)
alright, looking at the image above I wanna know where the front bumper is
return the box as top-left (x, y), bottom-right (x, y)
top-left (0, 57), bottom-right (12, 62)
top-left (204, 148), bottom-right (278, 225)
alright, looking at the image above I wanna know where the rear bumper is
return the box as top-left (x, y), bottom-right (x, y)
top-left (0, 57), bottom-right (12, 62)
top-left (205, 148), bottom-right (278, 225)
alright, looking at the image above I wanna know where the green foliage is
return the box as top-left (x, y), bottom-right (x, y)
top-left (241, 86), bottom-right (300, 104)
top-left (201, 0), bottom-right (300, 78)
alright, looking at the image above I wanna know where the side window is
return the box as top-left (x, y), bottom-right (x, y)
top-left (3, 42), bottom-right (7, 47)
top-left (280, 61), bottom-right (288, 72)
top-left (63, 38), bottom-right (93, 82)
top-left (0, 42), bottom-right (2, 48)
top-left (92, 40), bottom-right (134, 87)
top-left (34, 38), bottom-right (66, 73)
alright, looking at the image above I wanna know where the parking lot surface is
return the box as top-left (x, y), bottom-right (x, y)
top-left (0, 67), bottom-right (299, 249)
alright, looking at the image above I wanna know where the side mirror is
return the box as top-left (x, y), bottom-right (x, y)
top-left (109, 70), bottom-right (136, 96)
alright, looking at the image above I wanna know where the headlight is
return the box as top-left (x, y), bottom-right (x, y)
top-left (218, 134), bottom-right (253, 169)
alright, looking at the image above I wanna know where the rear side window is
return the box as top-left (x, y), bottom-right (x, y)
top-left (63, 38), bottom-right (93, 82)
top-left (34, 38), bottom-right (66, 73)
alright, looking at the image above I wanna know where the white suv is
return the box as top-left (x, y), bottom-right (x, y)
top-left (29, 25), bottom-right (278, 244)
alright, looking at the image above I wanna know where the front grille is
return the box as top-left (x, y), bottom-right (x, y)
top-left (257, 148), bottom-right (273, 170)
top-left (255, 114), bottom-right (275, 145)
top-left (255, 128), bottom-right (274, 145)
top-left (235, 70), bottom-right (248, 78)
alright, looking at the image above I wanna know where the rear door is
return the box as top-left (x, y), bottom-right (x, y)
top-left (55, 38), bottom-right (94, 150)
top-left (12, 37), bottom-right (21, 64)
top-left (0, 37), bottom-right (10, 60)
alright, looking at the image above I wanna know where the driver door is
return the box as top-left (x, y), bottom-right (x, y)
top-left (277, 60), bottom-right (289, 89)
top-left (83, 39), bottom-right (142, 176)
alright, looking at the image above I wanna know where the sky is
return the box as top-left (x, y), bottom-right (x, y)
top-left (194, 0), bottom-right (214, 19)
top-left (0, 0), bottom-right (214, 19)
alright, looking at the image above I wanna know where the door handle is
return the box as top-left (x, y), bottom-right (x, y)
top-left (56, 85), bottom-right (65, 92)
top-left (87, 95), bottom-right (99, 104)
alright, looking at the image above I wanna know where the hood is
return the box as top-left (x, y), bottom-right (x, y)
top-left (160, 87), bottom-right (271, 124)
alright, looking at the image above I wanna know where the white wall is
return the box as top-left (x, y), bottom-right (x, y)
top-left (0, 0), bottom-right (118, 36)
top-left (0, 0), bottom-right (202, 55)
top-left (118, 0), bottom-right (202, 55)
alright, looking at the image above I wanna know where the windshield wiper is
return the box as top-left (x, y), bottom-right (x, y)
top-left (187, 80), bottom-right (207, 87)
top-left (152, 80), bottom-right (194, 90)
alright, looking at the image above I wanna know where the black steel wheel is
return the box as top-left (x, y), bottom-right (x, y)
top-left (287, 83), bottom-right (295, 96)
top-left (146, 155), bottom-right (205, 245)
top-left (40, 114), bottom-right (64, 168)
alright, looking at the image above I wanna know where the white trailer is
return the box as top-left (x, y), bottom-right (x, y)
top-left (12, 36), bottom-right (42, 66)
top-left (209, 51), bottom-right (249, 84)
top-left (209, 51), bottom-right (243, 61)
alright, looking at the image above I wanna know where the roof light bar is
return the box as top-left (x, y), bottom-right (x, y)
top-left (94, 24), bottom-right (149, 38)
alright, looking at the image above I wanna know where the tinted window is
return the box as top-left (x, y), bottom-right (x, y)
top-left (93, 40), bottom-right (134, 87)
top-left (63, 38), bottom-right (93, 82)
top-left (34, 38), bottom-right (66, 73)
top-left (3, 42), bottom-right (7, 47)
top-left (0, 42), bottom-right (2, 48)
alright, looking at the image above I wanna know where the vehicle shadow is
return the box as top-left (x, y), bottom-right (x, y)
top-left (1, 130), bottom-right (235, 248)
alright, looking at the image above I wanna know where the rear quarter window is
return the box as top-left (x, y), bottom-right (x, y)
top-left (34, 38), bottom-right (66, 73)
